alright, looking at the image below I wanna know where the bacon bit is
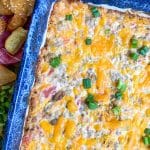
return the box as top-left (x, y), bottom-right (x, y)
top-left (30, 97), bottom-right (38, 108)
top-left (22, 133), bottom-right (31, 146)
top-left (63, 38), bottom-right (70, 44)
top-left (42, 86), bottom-right (56, 98)
top-left (52, 90), bottom-right (65, 101)
top-left (48, 68), bottom-right (54, 76)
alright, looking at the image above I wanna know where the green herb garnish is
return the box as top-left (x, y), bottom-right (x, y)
top-left (138, 46), bottom-right (149, 56)
top-left (85, 94), bottom-right (98, 110)
top-left (115, 91), bottom-right (123, 100)
top-left (117, 79), bottom-right (127, 93)
top-left (50, 56), bottom-right (61, 68)
top-left (83, 78), bottom-right (91, 89)
top-left (130, 52), bottom-right (139, 61)
top-left (65, 14), bottom-right (73, 21)
top-left (88, 101), bottom-right (98, 110)
top-left (112, 106), bottom-right (121, 116)
top-left (105, 29), bottom-right (110, 34)
top-left (85, 38), bottom-right (92, 45)
top-left (86, 94), bottom-right (94, 103)
top-left (144, 128), bottom-right (150, 135)
top-left (143, 136), bottom-right (150, 146)
top-left (91, 7), bottom-right (100, 17)
top-left (131, 38), bottom-right (138, 48)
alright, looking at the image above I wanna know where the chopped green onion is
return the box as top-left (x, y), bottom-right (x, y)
top-left (85, 94), bottom-right (98, 110)
top-left (86, 94), bottom-right (94, 103)
top-left (143, 136), bottom-right (150, 146)
top-left (130, 52), bottom-right (139, 61)
top-left (117, 79), bottom-right (126, 93)
top-left (88, 101), bottom-right (98, 110)
top-left (131, 38), bottom-right (138, 48)
top-left (119, 84), bottom-right (127, 93)
top-left (115, 91), bottom-right (123, 100)
top-left (93, 11), bottom-right (100, 17)
top-left (112, 106), bottom-right (121, 116)
top-left (83, 78), bottom-right (91, 89)
top-left (91, 7), bottom-right (100, 17)
top-left (65, 14), bottom-right (72, 21)
top-left (85, 38), bottom-right (92, 45)
top-left (91, 7), bottom-right (97, 13)
top-left (138, 46), bottom-right (149, 56)
top-left (105, 29), bottom-right (110, 34)
top-left (117, 79), bottom-right (123, 90)
top-left (50, 56), bottom-right (61, 68)
top-left (144, 128), bottom-right (150, 135)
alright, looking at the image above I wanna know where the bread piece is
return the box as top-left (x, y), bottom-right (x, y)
top-left (0, 65), bottom-right (16, 86)
top-left (5, 27), bottom-right (27, 55)
top-left (7, 15), bottom-right (27, 31)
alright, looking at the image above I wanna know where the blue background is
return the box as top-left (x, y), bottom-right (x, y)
top-left (3, 0), bottom-right (150, 149)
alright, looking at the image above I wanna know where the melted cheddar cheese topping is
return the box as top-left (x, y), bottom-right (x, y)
top-left (21, 0), bottom-right (150, 149)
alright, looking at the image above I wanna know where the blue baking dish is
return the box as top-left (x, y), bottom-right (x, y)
top-left (3, 0), bottom-right (150, 149)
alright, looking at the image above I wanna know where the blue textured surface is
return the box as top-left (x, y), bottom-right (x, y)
top-left (3, 0), bottom-right (150, 150)
top-left (3, 0), bottom-right (55, 149)
top-left (83, 0), bottom-right (150, 12)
